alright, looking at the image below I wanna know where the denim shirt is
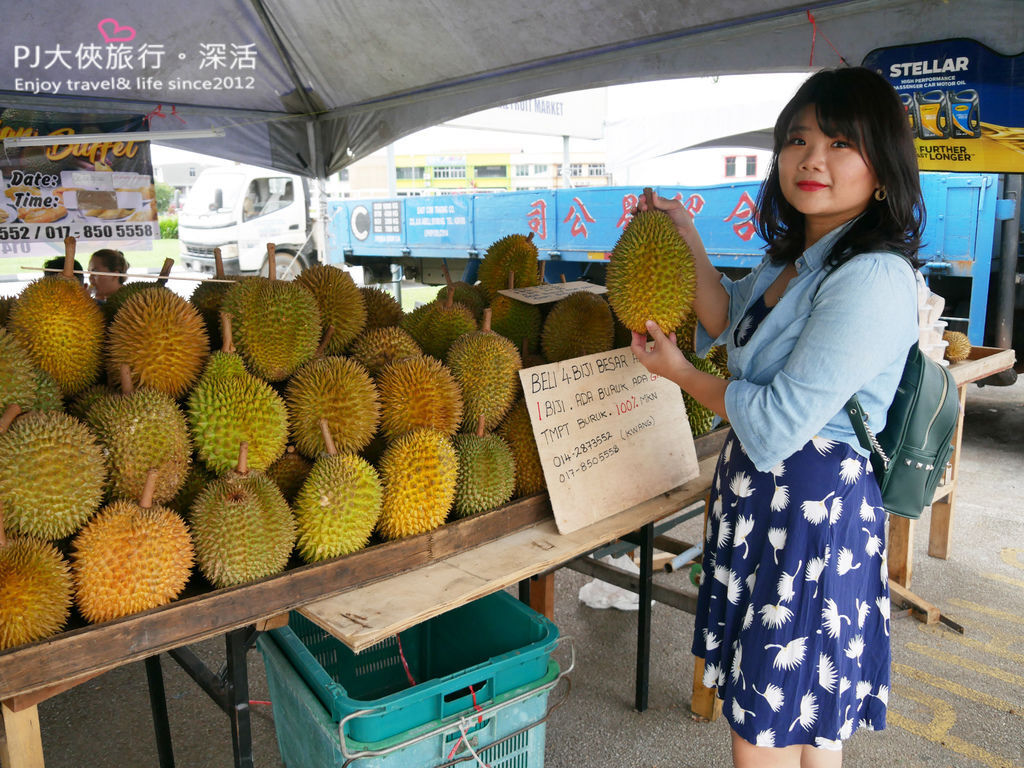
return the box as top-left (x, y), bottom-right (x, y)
top-left (696, 224), bottom-right (918, 472)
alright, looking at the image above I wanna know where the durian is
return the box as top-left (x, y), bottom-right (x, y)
top-left (0, 327), bottom-right (37, 413)
top-left (295, 264), bottom-right (367, 354)
top-left (220, 244), bottom-right (322, 381)
top-left (377, 355), bottom-right (464, 439)
top-left (682, 352), bottom-right (723, 438)
top-left (943, 330), bottom-right (972, 363)
top-left (189, 248), bottom-right (234, 350)
top-left (7, 239), bottom-right (104, 395)
top-left (293, 420), bottom-right (382, 561)
top-left (452, 416), bottom-right (515, 517)
top-left (266, 445), bottom-right (313, 504)
top-left (0, 405), bottom-right (106, 540)
top-left (349, 326), bottom-right (422, 378)
top-left (285, 356), bottom-right (380, 458)
top-left (477, 233), bottom-right (540, 300)
top-left (402, 287), bottom-right (477, 361)
top-left (376, 429), bottom-right (457, 540)
top-left (446, 310), bottom-right (522, 431)
top-left (497, 399), bottom-right (546, 497)
top-left (72, 470), bottom-right (194, 623)
top-left (189, 444), bottom-right (295, 588)
top-left (360, 285), bottom-right (404, 331)
top-left (606, 188), bottom-right (696, 334)
top-left (541, 291), bottom-right (615, 363)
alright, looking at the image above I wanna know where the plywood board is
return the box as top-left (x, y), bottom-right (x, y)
top-left (496, 280), bottom-right (606, 305)
top-left (302, 454), bottom-right (716, 652)
top-left (949, 346), bottom-right (1015, 385)
top-left (519, 347), bottom-right (699, 534)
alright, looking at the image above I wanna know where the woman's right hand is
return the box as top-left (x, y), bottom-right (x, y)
top-left (635, 190), bottom-right (703, 257)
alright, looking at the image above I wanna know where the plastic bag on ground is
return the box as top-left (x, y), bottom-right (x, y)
top-left (578, 553), bottom-right (643, 611)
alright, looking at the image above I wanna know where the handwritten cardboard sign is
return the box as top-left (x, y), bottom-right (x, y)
top-left (497, 280), bottom-right (607, 305)
top-left (518, 346), bottom-right (699, 534)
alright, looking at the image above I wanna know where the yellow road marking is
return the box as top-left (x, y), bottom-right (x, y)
top-left (893, 663), bottom-right (1024, 718)
top-left (984, 572), bottom-right (1024, 590)
top-left (948, 598), bottom-right (1024, 627)
top-left (890, 685), bottom-right (1024, 768)
top-left (915, 621), bottom-right (1024, 665)
top-left (906, 643), bottom-right (1024, 688)
top-left (1001, 548), bottom-right (1023, 570)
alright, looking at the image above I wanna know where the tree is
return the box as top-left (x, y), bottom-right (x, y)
top-left (155, 182), bottom-right (175, 214)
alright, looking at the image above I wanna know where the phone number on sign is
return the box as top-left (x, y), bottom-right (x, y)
top-left (557, 443), bottom-right (620, 484)
top-left (0, 223), bottom-right (158, 241)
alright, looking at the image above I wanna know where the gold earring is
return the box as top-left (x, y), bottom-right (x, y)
top-left (874, 187), bottom-right (887, 201)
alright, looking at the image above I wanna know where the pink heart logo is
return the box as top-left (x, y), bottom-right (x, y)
top-left (97, 18), bottom-right (136, 43)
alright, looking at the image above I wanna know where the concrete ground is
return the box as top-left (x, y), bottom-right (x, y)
top-left (17, 376), bottom-right (1024, 768)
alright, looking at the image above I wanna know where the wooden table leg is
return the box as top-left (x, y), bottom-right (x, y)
top-left (1, 701), bottom-right (44, 768)
top-left (691, 657), bottom-right (722, 721)
top-left (928, 385), bottom-right (968, 560)
top-left (888, 515), bottom-right (915, 588)
top-left (529, 573), bottom-right (555, 620)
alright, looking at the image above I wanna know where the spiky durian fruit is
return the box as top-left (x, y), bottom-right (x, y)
top-left (221, 256), bottom-right (322, 382)
top-left (189, 465), bottom-right (295, 588)
top-left (169, 459), bottom-right (216, 519)
top-left (360, 286), bottom-right (404, 331)
top-left (377, 356), bottom-right (463, 439)
top-left (30, 368), bottom-right (63, 412)
top-left (606, 192), bottom-right (696, 334)
top-left (401, 291), bottom-right (477, 361)
top-left (0, 296), bottom-right (15, 327)
top-left (188, 350), bottom-right (289, 475)
top-left (491, 294), bottom-right (542, 353)
top-left (266, 445), bottom-right (313, 504)
top-left (0, 409), bottom-right (106, 540)
top-left (294, 430), bottom-right (382, 561)
top-left (541, 291), bottom-right (615, 363)
top-left (87, 387), bottom-right (192, 504)
top-left (376, 429), bottom-right (457, 540)
top-left (446, 311), bottom-right (522, 432)
top-left (0, 327), bottom-right (37, 412)
top-left (67, 383), bottom-right (116, 422)
top-left (436, 282), bottom-right (486, 322)
top-left (0, 531), bottom-right (73, 650)
top-left (349, 326), bottom-right (422, 378)
top-left (452, 421), bottom-right (515, 517)
top-left (106, 288), bottom-right (210, 397)
top-left (943, 330), bottom-right (972, 363)
top-left (286, 357), bottom-right (379, 458)
top-left (674, 313), bottom-right (699, 356)
top-left (295, 264), bottom-right (367, 355)
top-left (189, 248), bottom-right (234, 350)
top-left (610, 309), bottom-right (634, 350)
top-left (101, 282), bottom-right (164, 323)
top-left (497, 399), bottom-right (546, 497)
top-left (708, 345), bottom-right (730, 378)
top-left (8, 276), bottom-right (104, 396)
top-left (71, 496), bottom-right (193, 623)
top-left (477, 233), bottom-right (540, 300)
top-left (682, 352), bottom-right (723, 438)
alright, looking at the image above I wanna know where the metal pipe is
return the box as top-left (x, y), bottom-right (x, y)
top-left (995, 174), bottom-right (1021, 350)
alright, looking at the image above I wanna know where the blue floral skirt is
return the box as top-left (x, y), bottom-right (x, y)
top-left (692, 431), bottom-right (891, 750)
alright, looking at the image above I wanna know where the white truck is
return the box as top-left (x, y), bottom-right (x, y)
top-left (177, 164), bottom-right (316, 278)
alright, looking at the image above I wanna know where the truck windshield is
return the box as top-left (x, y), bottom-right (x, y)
top-left (183, 172), bottom-right (247, 215)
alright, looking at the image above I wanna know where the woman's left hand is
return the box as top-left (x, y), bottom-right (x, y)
top-left (630, 320), bottom-right (694, 384)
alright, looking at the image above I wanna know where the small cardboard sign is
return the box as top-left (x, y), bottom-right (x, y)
top-left (518, 346), bottom-right (699, 534)
top-left (497, 280), bottom-right (607, 305)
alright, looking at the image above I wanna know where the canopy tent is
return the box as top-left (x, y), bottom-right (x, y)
top-left (2, 0), bottom-right (1022, 177)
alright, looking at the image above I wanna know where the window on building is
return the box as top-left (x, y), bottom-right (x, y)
top-left (514, 164), bottom-right (530, 176)
top-left (188, 167), bottom-right (196, 177)
top-left (588, 163), bottom-right (606, 176)
top-left (433, 165), bottom-right (466, 179)
top-left (338, 168), bottom-right (350, 181)
top-left (745, 156), bottom-right (757, 176)
top-left (724, 156), bottom-right (737, 177)
top-left (533, 164), bottom-right (548, 175)
top-left (569, 163), bottom-right (584, 177)
top-left (473, 164), bottom-right (508, 179)
top-left (396, 166), bottom-right (425, 180)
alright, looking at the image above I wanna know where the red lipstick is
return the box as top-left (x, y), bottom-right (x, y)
top-left (797, 181), bottom-right (827, 191)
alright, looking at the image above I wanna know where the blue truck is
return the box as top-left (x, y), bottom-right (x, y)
top-left (326, 173), bottom-right (1020, 355)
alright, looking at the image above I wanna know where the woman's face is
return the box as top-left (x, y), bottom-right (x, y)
top-left (777, 103), bottom-right (880, 246)
top-left (88, 257), bottom-right (122, 301)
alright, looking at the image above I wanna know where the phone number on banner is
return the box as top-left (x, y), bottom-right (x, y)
top-left (0, 222), bottom-right (159, 242)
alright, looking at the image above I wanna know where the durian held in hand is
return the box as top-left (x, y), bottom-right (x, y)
top-left (606, 188), bottom-right (697, 335)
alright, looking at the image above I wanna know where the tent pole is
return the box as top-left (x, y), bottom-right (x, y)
top-left (307, 121), bottom-right (326, 265)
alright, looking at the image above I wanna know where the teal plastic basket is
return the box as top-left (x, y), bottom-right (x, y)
top-left (267, 591), bottom-right (559, 744)
top-left (258, 625), bottom-right (559, 767)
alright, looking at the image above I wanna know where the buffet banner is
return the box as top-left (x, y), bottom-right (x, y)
top-left (863, 38), bottom-right (1024, 173)
top-left (0, 107), bottom-right (158, 250)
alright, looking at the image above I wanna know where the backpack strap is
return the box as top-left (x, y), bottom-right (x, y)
top-left (845, 394), bottom-right (890, 471)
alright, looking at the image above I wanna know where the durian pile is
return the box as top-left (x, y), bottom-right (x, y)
top-left (0, 220), bottom-right (726, 651)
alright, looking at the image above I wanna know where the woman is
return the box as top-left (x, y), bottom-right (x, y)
top-left (631, 67), bottom-right (923, 766)
top-left (87, 248), bottom-right (129, 303)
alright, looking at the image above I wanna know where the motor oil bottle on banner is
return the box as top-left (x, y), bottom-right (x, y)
top-left (949, 89), bottom-right (982, 139)
top-left (915, 90), bottom-right (951, 139)
top-left (900, 93), bottom-right (919, 137)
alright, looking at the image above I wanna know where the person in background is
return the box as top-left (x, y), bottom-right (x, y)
top-left (42, 257), bottom-right (84, 285)
top-left (87, 248), bottom-right (130, 303)
top-left (631, 67), bottom-right (923, 766)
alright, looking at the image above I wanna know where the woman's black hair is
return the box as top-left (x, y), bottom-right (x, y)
top-left (89, 248), bottom-right (130, 284)
top-left (755, 67), bottom-right (925, 269)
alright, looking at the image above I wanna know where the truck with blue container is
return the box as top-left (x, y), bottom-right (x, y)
top-left (326, 173), bottom-right (1021, 369)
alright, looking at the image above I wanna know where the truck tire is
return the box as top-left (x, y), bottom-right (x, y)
top-left (261, 250), bottom-right (306, 280)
